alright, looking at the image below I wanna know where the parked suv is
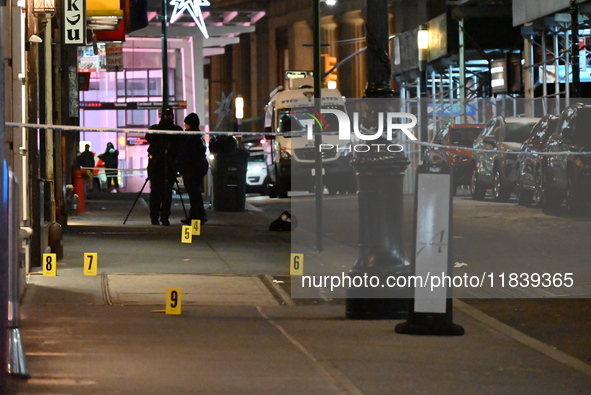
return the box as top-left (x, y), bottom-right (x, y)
top-left (246, 148), bottom-right (268, 194)
top-left (540, 104), bottom-right (591, 214)
top-left (471, 116), bottom-right (539, 201)
top-left (423, 123), bottom-right (483, 192)
top-left (516, 115), bottom-right (559, 206)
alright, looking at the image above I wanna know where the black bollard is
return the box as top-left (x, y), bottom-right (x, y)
top-left (345, 141), bottom-right (410, 319)
top-left (345, 0), bottom-right (411, 319)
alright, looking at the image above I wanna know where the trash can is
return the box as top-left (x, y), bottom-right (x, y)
top-left (211, 148), bottom-right (249, 212)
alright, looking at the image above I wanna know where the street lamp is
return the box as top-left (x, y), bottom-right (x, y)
top-left (417, 26), bottom-right (429, 96)
top-left (235, 95), bottom-right (244, 132)
top-left (418, 26), bottom-right (429, 146)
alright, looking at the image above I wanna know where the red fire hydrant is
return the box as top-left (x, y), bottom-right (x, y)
top-left (73, 169), bottom-right (86, 213)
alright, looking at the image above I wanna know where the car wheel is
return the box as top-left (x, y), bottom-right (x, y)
top-left (532, 167), bottom-right (544, 207)
top-left (566, 171), bottom-right (585, 215)
top-left (493, 168), bottom-right (511, 202)
top-left (268, 183), bottom-right (278, 198)
top-left (470, 166), bottom-right (486, 200)
top-left (541, 169), bottom-right (561, 214)
top-left (276, 179), bottom-right (289, 198)
top-left (516, 176), bottom-right (533, 206)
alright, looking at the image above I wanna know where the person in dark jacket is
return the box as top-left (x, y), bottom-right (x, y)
top-left (178, 112), bottom-right (209, 224)
top-left (76, 144), bottom-right (96, 192)
top-left (146, 107), bottom-right (182, 226)
top-left (98, 142), bottom-right (119, 192)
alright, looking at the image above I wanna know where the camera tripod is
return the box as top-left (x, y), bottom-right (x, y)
top-left (123, 149), bottom-right (188, 225)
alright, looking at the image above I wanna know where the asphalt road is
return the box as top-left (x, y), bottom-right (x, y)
top-left (246, 188), bottom-right (591, 365)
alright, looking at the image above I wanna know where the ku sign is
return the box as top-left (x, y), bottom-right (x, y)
top-left (64, 0), bottom-right (86, 44)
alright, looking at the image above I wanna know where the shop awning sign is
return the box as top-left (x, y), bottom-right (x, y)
top-left (64, 0), bottom-right (86, 44)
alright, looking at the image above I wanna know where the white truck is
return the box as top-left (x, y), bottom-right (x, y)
top-left (262, 73), bottom-right (356, 198)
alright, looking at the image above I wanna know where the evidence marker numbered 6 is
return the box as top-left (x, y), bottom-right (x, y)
top-left (84, 253), bottom-right (98, 276)
top-left (290, 253), bottom-right (304, 275)
top-left (42, 253), bottom-right (57, 276)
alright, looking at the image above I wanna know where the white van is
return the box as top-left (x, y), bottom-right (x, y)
top-left (262, 75), bottom-right (356, 198)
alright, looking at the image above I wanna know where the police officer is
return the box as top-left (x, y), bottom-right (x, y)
top-left (178, 113), bottom-right (209, 224)
top-left (146, 107), bottom-right (182, 226)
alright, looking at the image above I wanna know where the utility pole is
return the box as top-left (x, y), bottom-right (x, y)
top-left (313, 0), bottom-right (323, 252)
top-left (345, 0), bottom-right (410, 319)
top-left (161, 0), bottom-right (170, 109)
top-left (0, 4), bottom-right (8, 382)
top-left (570, 0), bottom-right (581, 98)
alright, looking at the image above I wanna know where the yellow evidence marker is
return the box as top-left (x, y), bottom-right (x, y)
top-left (191, 219), bottom-right (201, 236)
top-left (42, 253), bottom-right (57, 276)
top-left (181, 225), bottom-right (193, 243)
top-left (84, 253), bottom-right (98, 276)
top-left (166, 288), bottom-right (182, 315)
top-left (290, 253), bottom-right (304, 275)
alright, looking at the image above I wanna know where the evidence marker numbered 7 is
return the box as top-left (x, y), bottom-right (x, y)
top-left (290, 253), bottom-right (304, 276)
top-left (84, 253), bottom-right (98, 276)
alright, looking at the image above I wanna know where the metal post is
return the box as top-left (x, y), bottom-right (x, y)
top-left (45, 19), bottom-right (55, 222)
top-left (565, 30), bottom-right (571, 105)
top-left (345, 0), bottom-right (410, 319)
top-left (554, 29), bottom-right (561, 114)
top-left (0, 5), bottom-right (8, 382)
top-left (161, 0), bottom-right (169, 109)
top-left (570, 0), bottom-right (580, 98)
top-left (542, 32), bottom-right (548, 114)
top-left (458, 18), bottom-right (466, 123)
top-left (313, 0), bottom-right (323, 252)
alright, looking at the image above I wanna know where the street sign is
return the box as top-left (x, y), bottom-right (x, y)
top-left (80, 101), bottom-right (187, 110)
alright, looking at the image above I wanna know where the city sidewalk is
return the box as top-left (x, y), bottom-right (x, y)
top-left (5, 193), bottom-right (591, 394)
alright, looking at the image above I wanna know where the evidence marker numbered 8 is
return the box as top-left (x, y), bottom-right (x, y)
top-left (42, 253), bottom-right (57, 276)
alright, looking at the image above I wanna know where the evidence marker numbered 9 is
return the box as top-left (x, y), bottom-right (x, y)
top-left (166, 288), bottom-right (182, 315)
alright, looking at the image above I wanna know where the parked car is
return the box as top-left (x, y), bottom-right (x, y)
top-left (540, 103), bottom-right (591, 214)
top-left (423, 123), bottom-right (484, 192)
top-left (246, 148), bottom-right (268, 194)
top-left (471, 116), bottom-right (540, 201)
top-left (516, 114), bottom-right (559, 206)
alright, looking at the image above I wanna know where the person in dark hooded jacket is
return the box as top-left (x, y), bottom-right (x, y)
top-left (146, 107), bottom-right (182, 226)
top-left (177, 112), bottom-right (209, 224)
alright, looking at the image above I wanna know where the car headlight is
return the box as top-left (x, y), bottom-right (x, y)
top-left (248, 165), bottom-right (264, 175)
top-left (339, 143), bottom-right (352, 157)
top-left (280, 149), bottom-right (291, 161)
top-left (575, 158), bottom-right (591, 169)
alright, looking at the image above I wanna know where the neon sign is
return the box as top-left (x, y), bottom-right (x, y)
top-left (169, 0), bottom-right (210, 38)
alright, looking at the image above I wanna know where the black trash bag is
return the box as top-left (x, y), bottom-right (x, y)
top-left (269, 210), bottom-right (297, 232)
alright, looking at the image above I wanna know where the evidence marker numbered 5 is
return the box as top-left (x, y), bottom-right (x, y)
top-left (290, 253), bottom-right (304, 276)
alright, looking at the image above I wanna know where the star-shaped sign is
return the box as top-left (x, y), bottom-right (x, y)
top-left (214, 91), bottom-right (234, 129)
top-left (169, 0), bottom-right (210, 38)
